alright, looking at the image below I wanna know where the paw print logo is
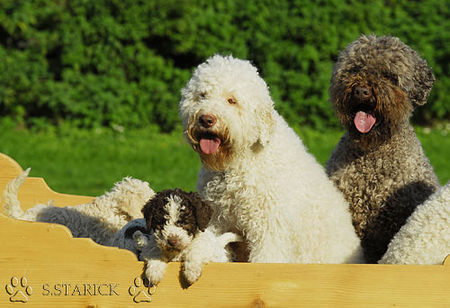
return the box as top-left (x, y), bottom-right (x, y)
top-left (5, 276), bottom-right (33, 303)
top-left (128, 276), bottom-right (157, 303)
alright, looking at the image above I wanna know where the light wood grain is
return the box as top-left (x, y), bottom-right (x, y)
top-left (0, 213), bottom-right (449, 307)
top-left (1, 214), bottom-right (449, 307)
top-left (1, 152), bottom-right (449, 307)
top-left (0, 153), bottom-right (23, 178)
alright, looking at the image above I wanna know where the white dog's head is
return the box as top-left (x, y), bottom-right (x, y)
top-left (179, 55), bottom-right (275, 171)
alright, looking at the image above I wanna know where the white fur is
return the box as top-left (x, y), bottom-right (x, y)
top-left (379, 182), bottom-right (450, 264)
top-left (138, 227), bottom-right (240, 285)
top-left (156, 195), bottom-right (192, 255)
top-left (3, 169), bottom-right (154, 246)
top-left (180, 55), bottom-right (364, 269)
top-left (3, 168), bottom-right (32, 218)
top-left (165, 194), bottom-right (183, 224)
top-left (182, 229), bottom-right (241, 284)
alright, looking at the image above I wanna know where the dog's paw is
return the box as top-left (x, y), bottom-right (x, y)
top-left (145, 260), bottom-right (167, 285)
top-left (182, 261), bottom-right (203, 285)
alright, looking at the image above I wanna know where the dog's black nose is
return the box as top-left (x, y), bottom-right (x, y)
top-left (199, 114), bottom-right (217, 128)
top-left (167, 236), bottom-right (180, 248)
top-left (353, 86), bottom-right (371, 100)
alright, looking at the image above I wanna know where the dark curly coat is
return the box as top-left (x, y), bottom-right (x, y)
top-left (142, 188), bottom-right (213, 237)
top-left (326, 35), bottom-right (440, 263)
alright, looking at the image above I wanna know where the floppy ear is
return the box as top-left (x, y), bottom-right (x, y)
top-left (256, 108), bottom-right (275, 147)
top-left (141, 199), bottom-right (156, 232)
top-left (408, 52), bottom-right (434, 107)
top-left (189, 193), bottom-right (213, 231)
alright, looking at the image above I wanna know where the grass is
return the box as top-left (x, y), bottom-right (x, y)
top-left (0, 124), bottom-right (200, 195)
top-left (1, 122), bottom-right (449, 196)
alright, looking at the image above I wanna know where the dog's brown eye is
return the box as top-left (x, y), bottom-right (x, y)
top-left (348, 67), bottom-right (361, 74)
top-left (199, 92), bottom-right (207, 99)
top-left (227, 98), bottom-right (237, 105)
top-left (383, 72), bottom-right (398, 85)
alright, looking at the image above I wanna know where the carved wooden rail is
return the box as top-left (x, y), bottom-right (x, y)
top-left (0, 153), bottom-right (449, 307)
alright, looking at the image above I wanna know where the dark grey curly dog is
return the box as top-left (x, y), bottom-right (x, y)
top-left (326, 35), bottom-right (440, 263)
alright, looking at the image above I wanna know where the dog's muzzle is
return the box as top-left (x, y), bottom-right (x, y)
top-left (349, 85), bottom-right (378, 134)
top-left (187, 115), bottom-right (224, 155)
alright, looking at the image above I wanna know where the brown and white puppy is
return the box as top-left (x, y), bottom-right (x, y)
top-left (138, 189), bottom-right (240, 285)
top-left (327, 35), bottom-right (440, 263)
top-left (142, 188), bottom-right (212, 260)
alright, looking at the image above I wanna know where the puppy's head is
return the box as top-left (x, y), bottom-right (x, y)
top-left (330, 35), bottom-right (434, 149)
top-left (179, 55), bottom-right (275, 171)
top-left (141, 189), bottom-right (213, 258)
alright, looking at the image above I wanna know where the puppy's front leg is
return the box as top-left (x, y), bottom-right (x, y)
top-left (181, 228), bottom-right (221, 285)
top-left (182, 259), bottom-right (203, 286)
top-left (134, 231), bottom-right (167, 285)
top-left (145, 259), bottom-right (168, 285)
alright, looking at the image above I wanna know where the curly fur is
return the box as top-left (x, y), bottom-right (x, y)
top-left (326, 35), bottom-right (440, 263)
top-left (379, 182), bottom-right (450, 264)
top-left (3, 169), bottom-right (154, 245)
top-left (180, 55), bottom-right (364, 272)
top-left (138, 189), bottom-right (240, 285)
top-left (142, 188), bottom-right (213, 239)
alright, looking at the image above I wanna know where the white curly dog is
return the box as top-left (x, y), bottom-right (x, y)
top-left (179, 55), bottom-right (364, 283)
top-left (379, 182), bottom-right (450, 265)
top-left (3, 168), bottom-right (154, 246)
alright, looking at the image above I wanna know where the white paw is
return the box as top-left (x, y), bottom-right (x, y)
top-left (182, 261), bottom-right (203, 285)
top-left (145, 260), bottom-right (167, 285)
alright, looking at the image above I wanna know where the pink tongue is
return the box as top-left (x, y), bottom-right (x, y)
top-left (354, 111), bottom-right (376, 133)
top-left (199, 138), bottom-right (221, 154)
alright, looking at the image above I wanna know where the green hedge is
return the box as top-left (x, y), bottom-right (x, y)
top-left (1, 0), bottom-right (448, 131)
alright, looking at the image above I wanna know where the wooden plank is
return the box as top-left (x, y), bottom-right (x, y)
top-left (1, 152), bottom-right (450, 307)
top-left (0, 153), bottom-right (23, 178)
top-left (0, 214), bottom-right (449, 307)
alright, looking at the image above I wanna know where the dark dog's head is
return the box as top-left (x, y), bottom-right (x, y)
top-left (330, 35), bottom-right (434, 149)
top-left (141, 189), bottom-right (213, 258)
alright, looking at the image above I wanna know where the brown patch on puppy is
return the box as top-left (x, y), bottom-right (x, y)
top-left (141, 190), bottom-right (167, 233)
top-left (186, 192), bottom-right (213, 231)
top-left (141, 188), bottom-right (213, 236)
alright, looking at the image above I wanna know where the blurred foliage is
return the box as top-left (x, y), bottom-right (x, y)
top-left (1, 0), bottom-right (448, 131)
